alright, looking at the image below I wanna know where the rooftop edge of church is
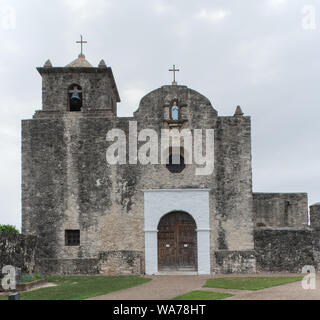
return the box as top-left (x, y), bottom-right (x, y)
top-left (35, 55), bottom-right (248, 120)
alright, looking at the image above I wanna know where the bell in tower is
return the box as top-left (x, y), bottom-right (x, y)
top-left (69, 85), bottom-right (82, 112)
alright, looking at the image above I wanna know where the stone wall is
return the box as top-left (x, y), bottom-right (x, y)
top-left (310, 203), bottom-right (320, 230)
top-left (254, 228), bottom-right (317, 273)
top-left (36, 258), bottom-right (100, 276)
top-left (0, 233), bottom-right (137, 276)
top-left (214, 116), bottom-right (254, 252)
top-left (21, 118), bottom-right (66, 259)
top-left (0, 233), bottom-right (41, 274)
top-left (0, 232), bottom-right (144, 276)
top-left (214, 250), bottom-right (256, 274)
top-left (2, 230), bottom-right (319, 275)
top-left (99, 251), bottom-right (144, 275)
top-left (253, 193), bottom-right (308, 228)
top-left (36, 251), bottom-right (144, 275)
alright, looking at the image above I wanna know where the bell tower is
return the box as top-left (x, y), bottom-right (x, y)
top-left (35, 40), bottom-right (120, 118)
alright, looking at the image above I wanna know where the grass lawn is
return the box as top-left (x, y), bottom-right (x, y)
top-left (204, 276), bottom-right (303, 291)
top-left (0, 275), bottom-right (151, 300)
top-left (173, 290), bottom-right (233, 300)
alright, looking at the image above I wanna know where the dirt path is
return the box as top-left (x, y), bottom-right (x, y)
top-left (88, 275), bottom-right (208, 300)
top-left (88, 273), bottom-right (320, 301)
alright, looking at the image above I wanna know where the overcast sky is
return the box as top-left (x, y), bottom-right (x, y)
top-left (0, 0), bottom-right (319, 229)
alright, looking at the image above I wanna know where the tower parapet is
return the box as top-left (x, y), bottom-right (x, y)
top-left (35, 56), bottom-right (120, 118)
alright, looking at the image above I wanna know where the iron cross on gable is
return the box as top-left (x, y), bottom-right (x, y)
top-left (76, 35), bottom-right (87, 55)
top-left (169, 65), bottom-right (180, 85)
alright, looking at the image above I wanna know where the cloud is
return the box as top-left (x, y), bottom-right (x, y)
top-left (232, 38), bottom-right (281, 84)
top-left (119, 85), bottom-right (150, 116)
top-left (153, 1), bottom-right (175, 15)
top-left (0, 39), bottom-right (20, 55)
top-left (174, 21), bottom-right (190, 38)
top-left (64, 0), bottom-right (111, 19)
top-left (195, 9), bottom-right (230, 22)
top-left (268, 0), bottom-right (287, 8)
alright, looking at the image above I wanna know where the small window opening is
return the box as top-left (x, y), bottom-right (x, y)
top-left (65, 230), bottom-right (80, 246)
top-left (166, 153), bottom-right (186, 173)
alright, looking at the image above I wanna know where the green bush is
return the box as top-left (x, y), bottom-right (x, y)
top-left (0, 225), bottom-right (20, 234)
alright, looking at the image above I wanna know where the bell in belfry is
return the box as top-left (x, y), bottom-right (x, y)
top-left (69, 85), bottom-right (83, 112)
top-left (71, 91), bottom-right (81, 104)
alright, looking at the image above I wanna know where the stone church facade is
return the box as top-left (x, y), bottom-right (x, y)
top-left (20, 53), bottom-right (320, 275)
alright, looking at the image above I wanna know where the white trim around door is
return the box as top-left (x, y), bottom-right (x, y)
top-left (143, 189), bottom-right (211, 275)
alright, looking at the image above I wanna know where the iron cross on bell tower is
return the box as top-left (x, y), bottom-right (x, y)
top-left (76, 35), bottom-right (87, 56)
top-left (169, 65), bottom-right (180, 85)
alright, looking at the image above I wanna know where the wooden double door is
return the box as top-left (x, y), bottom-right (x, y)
top-left (158, 212), bottom-right (197, 271)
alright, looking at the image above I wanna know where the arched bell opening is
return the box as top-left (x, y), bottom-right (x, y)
top-left (68, 84), bottom-right (83, 112)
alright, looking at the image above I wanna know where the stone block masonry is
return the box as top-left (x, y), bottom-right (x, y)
top-left (0, 233), bottom-right (41, 274)
top-left (99, 251), bottom-right (144, 275)
top-left (253, 193), bottom-right (308, 228)
top-left (36, 251), bottom-right (144, 275)
top-left (310, 203), bottom-right (320, 230)
top-left (214, 250), bottom-right (256, 274)
top-left (0, 233), bottom-right (144, 276)
top-left (254, 228), bottom-right (317, 273)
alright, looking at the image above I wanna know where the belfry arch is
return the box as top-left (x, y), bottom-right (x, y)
top-left (68, 84), bottom-right (83, 112)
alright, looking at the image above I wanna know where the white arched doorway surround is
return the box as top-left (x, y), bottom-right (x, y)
top-left (143, 189), bottom-right (211, 275)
